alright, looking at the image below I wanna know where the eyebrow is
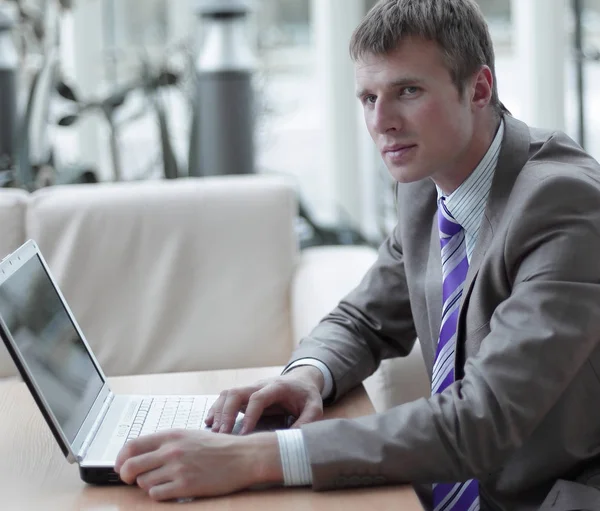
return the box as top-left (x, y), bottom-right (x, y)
top-left (355, 77), bottom-right (424, 99)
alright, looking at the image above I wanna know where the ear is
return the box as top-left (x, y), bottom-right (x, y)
top-left (470, 65), bottom-right (493, 110)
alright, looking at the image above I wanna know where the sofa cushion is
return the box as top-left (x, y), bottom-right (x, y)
top-left (24, 176), bottom-right (298, 376)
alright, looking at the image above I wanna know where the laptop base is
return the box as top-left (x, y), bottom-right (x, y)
top-left (79, 466), bottom-right (123, 485)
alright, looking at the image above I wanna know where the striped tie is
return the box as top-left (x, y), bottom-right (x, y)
top-left (432, 198), bottom-right (479, 511)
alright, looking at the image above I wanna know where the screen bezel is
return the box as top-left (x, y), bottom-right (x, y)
top-left (0, 240), bottom-right (112, 463)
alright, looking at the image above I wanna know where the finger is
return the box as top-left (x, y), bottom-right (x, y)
top-left (255, 404), bottom-right (287, 416)
top-left (239, 403), bottom-right (286, 415)
top-left (117, 448), bottom-right (166, 485)
top-left (218, 389), bottom-right (251, 434)
top-left (205, 393), bottom-right (226, 427)
top-left (210, 391), bottom-right (229, 431)
top-left (148, 480), bottom-right (189, 502)
top-left (208, 379), bottom-right (276, 429)
top-left (115, 432), bottom-right (170, 472)
top-left (240, 385), bottom-right (284, 434)
top-left (290, 397), bottom-right (323, 427)
top-left (135, 464), bottom-right (174, 492)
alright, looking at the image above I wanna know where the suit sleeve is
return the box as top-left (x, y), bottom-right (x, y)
top-left (286, 217), bottom-right (418, 402)
top-left (299, 174), bottom-right (600, 488)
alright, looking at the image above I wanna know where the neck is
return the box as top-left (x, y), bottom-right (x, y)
top-left (434, 113), bottom-right (501, 195)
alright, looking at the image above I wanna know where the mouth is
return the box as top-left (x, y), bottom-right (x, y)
top-left (382, 144), bottom-right (417, 159)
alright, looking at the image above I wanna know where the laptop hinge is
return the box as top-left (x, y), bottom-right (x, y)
top-left (77, 391), bottom-right (114, 462)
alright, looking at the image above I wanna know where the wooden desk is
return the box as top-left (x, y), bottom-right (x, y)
top-left (0, 366), bottom-right (422, 510)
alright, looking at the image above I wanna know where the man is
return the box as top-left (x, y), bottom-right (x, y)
top-left (115, 1), bottom-right (600, 509)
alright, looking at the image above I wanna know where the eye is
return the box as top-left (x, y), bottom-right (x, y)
top-left (401, 86), bottom-right (420, 96)
top-left (362, 94), bottom-right (377, 105)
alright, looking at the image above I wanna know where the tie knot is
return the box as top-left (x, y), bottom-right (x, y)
top-left (438, 198), bottom-right (463, 238)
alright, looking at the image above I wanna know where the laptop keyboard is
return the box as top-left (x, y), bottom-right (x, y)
top-left (126, 396), bottom-right (209, 442)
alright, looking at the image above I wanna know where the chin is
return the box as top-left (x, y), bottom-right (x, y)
top-left (387, 166), bottom-right (429, 184)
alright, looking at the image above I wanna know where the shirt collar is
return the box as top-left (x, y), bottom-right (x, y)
top-left (436, 119), bottom-right (504, 237)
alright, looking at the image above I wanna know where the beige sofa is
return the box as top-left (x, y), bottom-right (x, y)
top-left (0, 176), bottom-right (429, 411)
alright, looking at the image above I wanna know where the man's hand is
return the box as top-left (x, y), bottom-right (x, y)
top-left (114, 430), bottom-right (283, 501)
top-left (205, 366), bottom-right (325, 434)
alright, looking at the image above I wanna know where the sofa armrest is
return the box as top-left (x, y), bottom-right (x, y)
top-left (291, 245), bottom-right (378, 344)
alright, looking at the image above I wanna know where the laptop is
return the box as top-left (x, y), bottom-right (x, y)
top-left (0, 240), bottom-right (285, 484)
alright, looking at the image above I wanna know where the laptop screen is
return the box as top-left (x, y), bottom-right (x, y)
top-left (0, 254), bottom-right (104, 443)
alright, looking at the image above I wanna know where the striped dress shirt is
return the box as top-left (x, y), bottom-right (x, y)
top-left (276, 120), bottom-right (505, 487)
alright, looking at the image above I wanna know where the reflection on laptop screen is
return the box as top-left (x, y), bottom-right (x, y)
top-left (0, 255), bottom-right (104, 443)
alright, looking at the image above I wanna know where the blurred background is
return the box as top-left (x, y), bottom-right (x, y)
top-left (0, 0), bottom-right (596, 248)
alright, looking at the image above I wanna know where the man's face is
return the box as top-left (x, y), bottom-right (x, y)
top-left (355, 37), bottom-right (477, 187)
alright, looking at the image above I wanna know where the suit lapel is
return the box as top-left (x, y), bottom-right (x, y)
top-left (424, 208), bottom-right (443, 373)
top-left (421, 116), bottom-right (531, 374)
top-left (458, 115), bottom-right (532, 335)
top-left (398, 179), bottom-right (439, 374)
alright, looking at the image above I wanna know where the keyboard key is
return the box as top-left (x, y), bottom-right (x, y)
top-left (125, 396), bottom-right (209, 438)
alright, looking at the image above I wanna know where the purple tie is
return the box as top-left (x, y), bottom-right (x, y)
top-left (432, 198), bottom-right (480, 511)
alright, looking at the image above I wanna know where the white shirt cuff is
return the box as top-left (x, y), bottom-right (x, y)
top-left (283, 358), bottom-right (334, 400)
top-left (276, 429), bottom-right (313, 486)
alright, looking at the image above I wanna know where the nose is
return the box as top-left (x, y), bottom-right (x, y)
top-left (371, 100), bottom-right (401, 135)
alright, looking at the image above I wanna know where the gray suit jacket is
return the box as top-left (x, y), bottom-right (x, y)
top-left (289, 115), bottom-right (600, 510)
